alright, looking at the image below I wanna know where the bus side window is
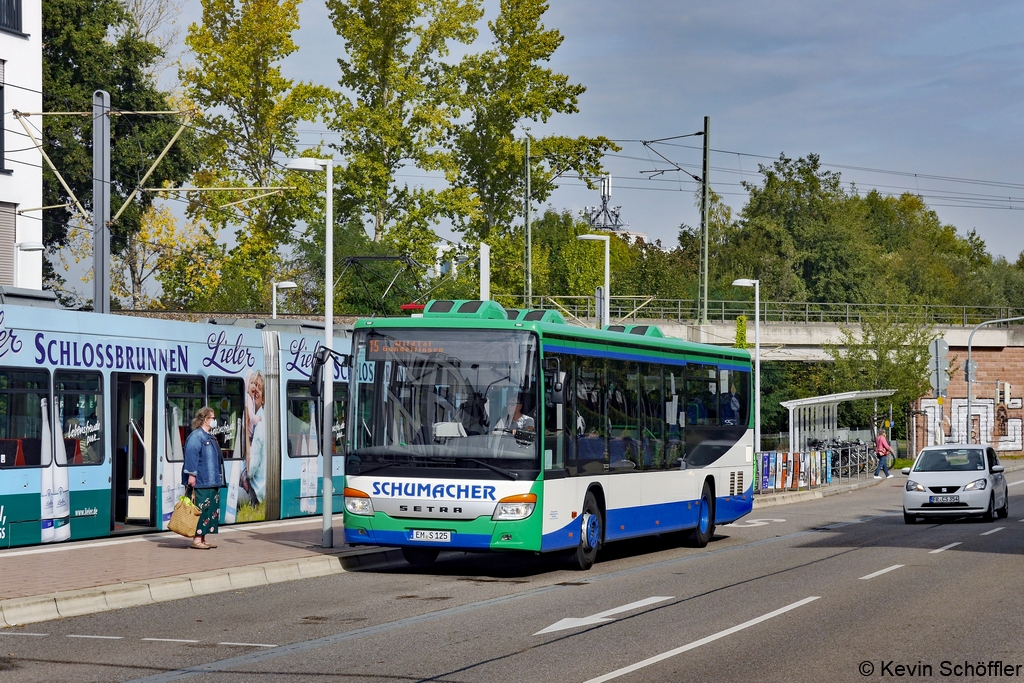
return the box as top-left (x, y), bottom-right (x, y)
top-left (575, 356), bottom-right (606, 474)
top-left (640, 364), bottom-right (664, 469)
top-left (664, 369), bottom-right (684, 467)
top-left (543, 354), bottom-right (570, 475)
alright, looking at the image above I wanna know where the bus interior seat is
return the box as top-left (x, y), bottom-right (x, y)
top-left (0, 439), bottom-right (24, 467)
top-left (20, 438), bottom-right (42, 467)
top-left (65, 438), bottom-right (82, 464)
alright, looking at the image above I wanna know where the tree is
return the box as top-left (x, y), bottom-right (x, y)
top-left (326, 0), bottom-right (483, 258)
top-left (181, 0), bottom-right (331, 311)
top-left (823, 313), bottom-right (934, 439)
top-left (42, 0), bottom-right (198, 299)
top-left (450, 0), bottom-right (617, 242)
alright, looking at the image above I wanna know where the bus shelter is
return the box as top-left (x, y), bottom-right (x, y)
top-left (781, 389), bottom-right (895, 452)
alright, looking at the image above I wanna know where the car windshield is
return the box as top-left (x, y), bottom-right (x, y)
top-left (347, 328), bottom-right (540, 477)
top-left (913, 448), bottom-right (986, 472)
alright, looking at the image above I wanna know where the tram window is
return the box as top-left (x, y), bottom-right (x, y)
top-left (0, 369), bottom-right (51, 469)
top-left (55, 371), bottom-right (103, 465)
top-left (208, 376), bottom-right (245, 460)
top-left (285, 381), bottom-right (347, 458)
top-left (165, 375), bottom-right (205, 462)
top-left (686, 364), bottom-right (718, 426)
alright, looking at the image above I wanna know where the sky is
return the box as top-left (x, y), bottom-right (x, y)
top-left (170, 0), bottom-right (1024, 261)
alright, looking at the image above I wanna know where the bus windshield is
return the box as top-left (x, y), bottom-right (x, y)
top-left (348, 328), bottom-right (541, 477)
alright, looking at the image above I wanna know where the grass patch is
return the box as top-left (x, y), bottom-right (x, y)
top-left (893, 458), bottom-right (914, 470)
top-left (237, 500), bottom-right (266, 522)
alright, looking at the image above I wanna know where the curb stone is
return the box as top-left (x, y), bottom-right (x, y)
top-left (0, 549), bottom-right (382, 629)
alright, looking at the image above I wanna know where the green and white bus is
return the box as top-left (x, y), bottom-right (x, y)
top-left (342, 299), bottom-right (753, 569)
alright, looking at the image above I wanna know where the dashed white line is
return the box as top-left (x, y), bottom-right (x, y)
top-left (981, 527), bottom-right (1005, 536)
top-left (930, 542), bottom-right (961, 554)
top-left (141, 638), bottom-right (200, 643)
top-left (218, 642), bottom-right (277, 648)
top-left (582, 597), bottom-right (820, 683)
top-left (859, 565), bottom-right (904, 580)
top-left (0, 631), bottom-right (47, 636)
top-left (67, 634), bottom-right (123, 639)
top-left (1006, 479), bottom-right (1024, 487)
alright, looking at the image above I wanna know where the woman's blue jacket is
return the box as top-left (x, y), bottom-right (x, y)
top-left (181, 427), bottom-right (225, 488)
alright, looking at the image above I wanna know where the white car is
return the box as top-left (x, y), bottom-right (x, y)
top-left (902, 445), bottom-right (1009, 524)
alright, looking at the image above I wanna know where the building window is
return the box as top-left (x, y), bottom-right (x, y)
top-left (0, 202), bottom-right (14, 285)
top-left (0, 0), bottom-right (22, 34)
top-left (1, 60), bottom-right (5, 169)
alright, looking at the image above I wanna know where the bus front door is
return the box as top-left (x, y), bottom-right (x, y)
top-left (113, 374), bottom-right (157, 528)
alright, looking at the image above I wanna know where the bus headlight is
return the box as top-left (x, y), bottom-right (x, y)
top-left (492, 493), bottom-right (536, 521)
top-left (344, 487), bottom-right (374, 516)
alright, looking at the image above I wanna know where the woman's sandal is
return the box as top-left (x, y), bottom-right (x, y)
top-left (205, 540), bottom-right (217, 548)
top-left (190, 541), bottom-right (211, 550)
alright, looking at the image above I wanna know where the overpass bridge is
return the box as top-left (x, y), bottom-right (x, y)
top-left (533, 296), bottom-right (1024, 361)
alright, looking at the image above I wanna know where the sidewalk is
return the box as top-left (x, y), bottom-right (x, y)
top-left (0, 515), bottom-right (402, 628)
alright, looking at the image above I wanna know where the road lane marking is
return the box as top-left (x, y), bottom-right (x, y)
top-left (218, 642), bottom-right (277, 648)
top-left (1007, 479), bottom-right (1024, 487)
top-left (67, 634), bottom-right (123, 639)
top-left (981, 527), bottom-right (1005, 536)
top-left (930, 542), bottom-right (961, 554)
top-left (142, 638), bottom-right (200, 643)
top-left (122, 516), bottom-right (897, 683)
top-left (724, 518), bottom-right (786, 528)
top-left (0, 632), bottom-right (47, 636)
top-left (858, 565), bottom-right (904, 580)
top-left (535, 596), bottom-right (673, 635)
top-left (581, 597), bottom-right (820, 683)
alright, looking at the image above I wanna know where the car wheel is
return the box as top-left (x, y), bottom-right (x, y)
top-left (690, 480), bottom-right (716, 547)
top-left (982, 494), bottom-right (995, 522)
top-left (570, 491), bottom-right (602, 571)
top-left (401, 547), bottom-right (440, 566)
top-left (997, 489), bottom-right (1009, 519)
top-left (903, 508), bottom-right (916, 524)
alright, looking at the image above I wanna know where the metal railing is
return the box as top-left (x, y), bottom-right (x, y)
top-left (500, 295), bottom-right (1024, 328)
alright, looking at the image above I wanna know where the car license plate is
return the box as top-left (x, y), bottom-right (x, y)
top-left (411, 530), bottom-right (451, 542)
top-left (929, 495), bottom-right (959, 504)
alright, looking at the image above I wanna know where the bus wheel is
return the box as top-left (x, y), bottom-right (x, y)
top-left (571, 491), bottom-right (602, 571)
top-left (690, 481), bottom-right (715, 548)
top-left (402, 547), bottom-right (440, 566)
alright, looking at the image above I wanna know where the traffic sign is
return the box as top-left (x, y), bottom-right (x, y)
top-left (928, 338), bottom-right (949, 359)
top-left (966, 359), bottom-right (978, 382)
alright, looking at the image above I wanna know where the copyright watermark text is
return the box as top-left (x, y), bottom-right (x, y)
top-left (860, 661), bottom-right (1024, 678)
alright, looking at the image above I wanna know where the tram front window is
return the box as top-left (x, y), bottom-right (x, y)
top-left (349, 329), bottom-right (541, 477)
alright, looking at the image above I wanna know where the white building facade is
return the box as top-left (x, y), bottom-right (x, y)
top-left (1, 0), bottom-right (43, 289)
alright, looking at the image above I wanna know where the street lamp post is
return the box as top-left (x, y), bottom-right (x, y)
top-left (577, 234), bottom-right (610, 328)
top-left (271, 280), bottom-right (297, 319)
top-left (732, 278), bottom-right (760, 453)
top-left (285, 156), bottom-right (334, 548)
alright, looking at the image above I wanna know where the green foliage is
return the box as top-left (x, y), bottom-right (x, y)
top-left (734, 315), bottom-right (749, 349)
top-left (822, 313), bottom-right (934, 439)
top-left (180, 0), bottom-right (331, 312)
top-left (326, 0), bottom-right (483, 249)
top-left (42, 0), bottom-right (198, 295)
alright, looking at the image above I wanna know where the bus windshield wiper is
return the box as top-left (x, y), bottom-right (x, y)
top-left (454, 457), bottom-right (519, 480)
top-left (351, 461), bottom-right (396, 476)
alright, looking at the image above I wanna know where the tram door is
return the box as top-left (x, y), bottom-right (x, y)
top-left (113, 374), bottom-right (156, 526)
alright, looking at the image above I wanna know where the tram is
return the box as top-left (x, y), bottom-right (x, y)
top-left (0, 289), bottom-right (349, 548)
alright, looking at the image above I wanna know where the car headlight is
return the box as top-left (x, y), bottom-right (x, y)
top-left (344, 487), bottom-right (374, 516)
top-left (963, 478), bottom-right (987, 491)
top-left (492, 493), bottom-right (537, 521)
top-left (906, 480), bottom-right (925, 492)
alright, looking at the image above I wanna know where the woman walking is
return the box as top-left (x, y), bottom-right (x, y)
top-left (181, 406), bottom-right (225, 549)
top-left (873, 428), bottom-right (894, 479)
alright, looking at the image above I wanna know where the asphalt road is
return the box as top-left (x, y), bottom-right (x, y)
top-left (4, 475), bottom-right (1024, 683)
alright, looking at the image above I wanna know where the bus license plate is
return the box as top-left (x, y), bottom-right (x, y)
top-left (411, 530), bottom-right (451, 542)
top-left (930, 495), bottom-right (959, 504)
